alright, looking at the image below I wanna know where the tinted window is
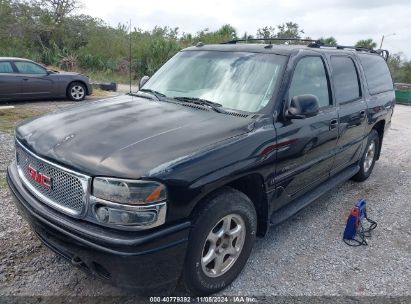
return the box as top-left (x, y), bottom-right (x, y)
top-left (0, 62), bottom-right (13, 73)
top-left (14, 61), bottom-right (46, 74)
top-left (331, 56), bottom-right (361, 103)
top-left (358, 54), bottom-right (393, 95)
top-left (289, 57), bottom-right (331, 108)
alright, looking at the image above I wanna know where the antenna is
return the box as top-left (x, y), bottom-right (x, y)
top-left (129, 19), bottom-right (132, 94)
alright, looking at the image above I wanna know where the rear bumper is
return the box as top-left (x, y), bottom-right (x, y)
top-left (6, 162), bottom-right (191, 293)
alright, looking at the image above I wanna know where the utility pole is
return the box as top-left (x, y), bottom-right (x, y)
top-left (129, 19), bottom-right (132, 94)
top-left (380, 33), bottom-right (395, 49)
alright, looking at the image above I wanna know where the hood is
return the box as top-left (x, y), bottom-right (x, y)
top-left (16, 96), bottom-right (254, 178)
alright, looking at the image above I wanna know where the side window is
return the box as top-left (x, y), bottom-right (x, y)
top-left (0, 62), bottom-right (14, 73)
top-left (289, 57), bottom-right (331, 108)
top-left (358, 54), bottom-right (393, 95)
top-left (330, 56), bottom-right (361, 103)
top-left (14, 61), bottom-right (46, 74)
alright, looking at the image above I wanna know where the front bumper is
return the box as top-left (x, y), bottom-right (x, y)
top-left (6, 162), bottom-right (191, 293)
top-left (86, 82), bottom-right (93, 95)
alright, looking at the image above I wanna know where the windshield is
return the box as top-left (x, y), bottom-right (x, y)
top-left (143, 51), bottom-right (287, 112)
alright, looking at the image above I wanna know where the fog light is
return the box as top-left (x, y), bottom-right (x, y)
top-left (94, 205), bottom-right (157, 226)
top-left (96, 206), bottom-right (109, 223)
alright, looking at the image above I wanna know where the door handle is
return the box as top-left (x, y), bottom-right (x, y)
top-left (360, 110), bottom-right (366, 118)
top-left (329, 119), bottom-right (338, 130)
top-left (23, 78), bottom-right (29, 81)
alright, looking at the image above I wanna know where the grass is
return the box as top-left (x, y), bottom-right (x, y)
top-left (47, 65), bottom-right (134, 85)
top-left (91, 87), bottom-right (111, 97)
top-left (84, 70), bottom-right (132, 84)
top-left (0, 107), bottom-right (45, 133)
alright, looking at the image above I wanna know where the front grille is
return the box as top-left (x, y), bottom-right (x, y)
top-left (15, 142), bottom-right (89, 216)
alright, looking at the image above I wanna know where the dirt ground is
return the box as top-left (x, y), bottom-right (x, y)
top-left (0, 99), bottom-right (410, 300)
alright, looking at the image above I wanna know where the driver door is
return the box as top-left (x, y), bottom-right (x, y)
top-left (273, 55), bottom-right (339, 209)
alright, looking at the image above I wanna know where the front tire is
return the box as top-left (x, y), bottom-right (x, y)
top-left (67, 82), bottom-right (86, 101)
top-left (352, 129), bottom-right (380, 182)
top-left (181, 187), bottom-right (257, 295)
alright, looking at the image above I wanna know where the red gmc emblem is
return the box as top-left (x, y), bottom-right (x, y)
top-left (28, 165), bottom-right (52, 189)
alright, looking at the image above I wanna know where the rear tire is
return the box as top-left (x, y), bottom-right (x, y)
top-left (352, 130), bottom-right (380, 182)
top-left (67, 82), bottom-right (86, 101)
top-left (181, 187), bottom-right (257, 296)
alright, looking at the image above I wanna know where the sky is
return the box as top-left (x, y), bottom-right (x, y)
top-left (81, 0), bottom-right (411, 58)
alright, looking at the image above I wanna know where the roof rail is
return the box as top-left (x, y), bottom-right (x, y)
top-left (221, 38), bottom-right (321, 45)
top-left (307, 42), bottom-right (389, 60)
top-left (221, 38), bottom-right (389, 61)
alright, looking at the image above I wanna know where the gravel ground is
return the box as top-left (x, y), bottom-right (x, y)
top-left (0, 101), bottom-right (410, 299)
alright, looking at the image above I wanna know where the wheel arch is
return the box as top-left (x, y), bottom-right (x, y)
top-left (189, 173), bottom-right (269, 237)
top-left (372, 119), bottom-right (385, 160)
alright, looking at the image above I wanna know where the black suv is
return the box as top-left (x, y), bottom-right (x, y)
top-left (7, 39), bottom-right (395, 295)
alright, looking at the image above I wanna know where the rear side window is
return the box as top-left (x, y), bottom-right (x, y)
top-left (358, 54), bottom-right (393, 95)
top-left (330, 56), bottom-right (361, 103)
top-left (289, 57), bottom-right (331, 108)
top-left (14, 61), bottom-right (46, 74)
top-left (0, 62), bottom-right (13, 73)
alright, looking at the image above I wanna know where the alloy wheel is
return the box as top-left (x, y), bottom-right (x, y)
top-left (201, 214), bottom-right (246, 278)
top-left (71, 85), bottom-right (85, 100)
top-left (363, 140), bottom-right (376, 173)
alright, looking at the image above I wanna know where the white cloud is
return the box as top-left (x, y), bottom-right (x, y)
top-left (81, 0), bottom-right (411, 57)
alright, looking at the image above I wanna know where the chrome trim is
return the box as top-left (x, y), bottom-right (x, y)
top-left (15, 139), bottom-right (91, 218)
top-left (88, 196), bottom-right (167, 231)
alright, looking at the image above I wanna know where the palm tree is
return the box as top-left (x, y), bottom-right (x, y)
top-left (318, 37), bottom-right (337, 46)
top-left (355, 39), bottom-right (377, 49)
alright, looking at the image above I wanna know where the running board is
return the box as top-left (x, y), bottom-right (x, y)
top-left (270, 165), bottom-right (360, 226)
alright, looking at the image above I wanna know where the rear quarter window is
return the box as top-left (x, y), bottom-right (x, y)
top-left (358, 54), bottom-right (393, 95)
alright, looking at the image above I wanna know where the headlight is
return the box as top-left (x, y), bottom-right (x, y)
top-left (93, 177), bottom-right (166, 205)
top-left (90, 177), bottom-right (167, 229)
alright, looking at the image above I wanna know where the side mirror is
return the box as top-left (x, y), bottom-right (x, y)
top-left (285, 94), bottom-right (320, 119)
top-left (139, 76), bottom-right (150, 89)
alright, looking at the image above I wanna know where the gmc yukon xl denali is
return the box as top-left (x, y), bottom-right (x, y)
top-left (7, 39), bottom-right (395, 295)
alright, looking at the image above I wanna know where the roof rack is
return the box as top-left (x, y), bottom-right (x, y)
top-left (222, 38), bottom-right (320, 45)
top-left (308, 41), bottom-right (390, 61)
top-left (221, 38), bottom-right (390, 61)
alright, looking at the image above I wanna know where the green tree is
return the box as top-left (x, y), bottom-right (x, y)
top-left (276, 22), bottom-right (304, 39)
top-left (256, 23), bottom-right (304, 44)
top-left (35, 0), bottom-right (79, 23)
top-left (355, 39), bottom-right (377, 49)
top-left (387, 52), bottom-right (411, 84)
top-left (256, 26), bottom-right (276, 40)
top-left (318, 36), bottom-right (337, 46)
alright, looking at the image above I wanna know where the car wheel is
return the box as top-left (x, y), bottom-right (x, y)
top-left (67, 82), bottom-right (86, 101)
top-left (181, 187), bottom-right (257, 295)
top-left (352, 129), bottom-right (380, 182)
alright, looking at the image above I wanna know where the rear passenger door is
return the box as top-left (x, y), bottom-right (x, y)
top-left (329, 55), bottom-right (367, 174)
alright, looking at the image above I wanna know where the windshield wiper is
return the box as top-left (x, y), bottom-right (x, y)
top-left (173, 96), bottom-right (226, 113)
top-left (136, 89), bottom-right (167, 100)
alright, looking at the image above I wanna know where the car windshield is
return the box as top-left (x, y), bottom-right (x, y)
top-left (143, 51), bottom-right (287, 112)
